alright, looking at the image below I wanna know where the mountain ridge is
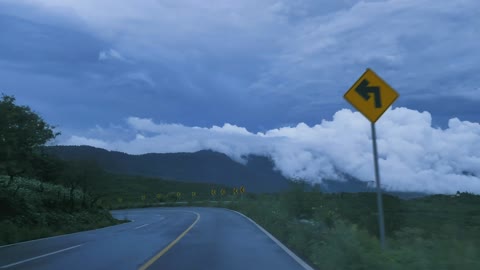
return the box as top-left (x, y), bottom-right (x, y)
top-left (45, 145), bottom-right (425, 197)
top-left (45, 145), bottom-right (291, 193)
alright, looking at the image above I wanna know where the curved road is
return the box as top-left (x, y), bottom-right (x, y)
top-left (0, 207), bottom-right (315, 270)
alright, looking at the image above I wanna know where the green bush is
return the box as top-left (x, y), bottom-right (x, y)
top-left (0, 176), bottom-right (123, 245)
top-left (311, 221), bottom-right (390, 270)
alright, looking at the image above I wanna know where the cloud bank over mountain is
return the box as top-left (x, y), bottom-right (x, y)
top-left (63, 107), bottom-right (480, 195)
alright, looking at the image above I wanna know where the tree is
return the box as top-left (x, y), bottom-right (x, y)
top-left (0, 94), bottom-right (59, 184)
top-left (30, 153), bottom-right (67, 192)
top-left (75, 160), bottom-right (104, 208)
top-left (61, 160), bottom-right (105, 210)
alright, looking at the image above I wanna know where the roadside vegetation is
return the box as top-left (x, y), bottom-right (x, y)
top-left (221, 187), bottom-right (480, 270)
top-left (0, 176), bottom-right (124, 245)
top-left (92, 173), bottom-right (227, 209)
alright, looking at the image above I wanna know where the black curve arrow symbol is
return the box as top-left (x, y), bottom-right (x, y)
top-left (355, 79), bottom-right (382, 108)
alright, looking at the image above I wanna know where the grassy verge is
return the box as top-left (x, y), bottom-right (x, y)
top-left (221, 192), bottom-right (480, 270)
top-left (0, 176), bottom-right (126, 245)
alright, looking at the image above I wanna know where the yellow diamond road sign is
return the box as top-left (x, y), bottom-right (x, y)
top-left (344, 68), bottom-right (399, 123)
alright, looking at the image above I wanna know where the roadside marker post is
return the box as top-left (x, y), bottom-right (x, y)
top-left (344, 68), bottom-right (399, 249)
top-left (240, 186), bottom-right (245, 201)
top-left (211, 189), bottom-right (217, 201)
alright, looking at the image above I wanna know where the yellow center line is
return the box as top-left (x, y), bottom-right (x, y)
top-left (138, 211), bottom-right (201, 270)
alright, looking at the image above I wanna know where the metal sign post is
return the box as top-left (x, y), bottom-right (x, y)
top-left (371, 122), bottom-right (386, 248)
top-left (344, 68), bottom-right (399, 249)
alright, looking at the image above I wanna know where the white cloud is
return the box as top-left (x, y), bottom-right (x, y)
top-left (126, 72), bottom-right (155, 87)
top-left (98, 49), bottom-right (128, 62)
top-left (61, 107), bottom-right (480, 195)
top-left (65, 135), bottom-right (109, 149)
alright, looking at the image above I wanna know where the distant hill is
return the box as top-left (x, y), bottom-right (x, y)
top-left (45, 145), bottom-right (425, 197)
top-left (46, 146), bottom-right (291, 193)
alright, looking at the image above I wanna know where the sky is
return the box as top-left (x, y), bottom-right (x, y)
top-left (1, 0), bottom-right (480, 194)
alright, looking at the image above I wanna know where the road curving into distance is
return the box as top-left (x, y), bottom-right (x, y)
top-left (0, 207), bottom-right (315, 270)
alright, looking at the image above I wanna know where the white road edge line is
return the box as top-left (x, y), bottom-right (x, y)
top-left (0, 244), bottom-right (83, 269)
top-left (230, 210), bottom-right (315, 270)
top-left (0, 218), bottom-right (134, 249)
top-left (134, 223), bottom-right (150, 230)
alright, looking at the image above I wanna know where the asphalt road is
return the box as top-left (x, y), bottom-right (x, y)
top-left (0, 207), bottom-right (314, 270)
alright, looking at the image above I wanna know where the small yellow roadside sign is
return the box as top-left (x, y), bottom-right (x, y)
top-left (344, 68), bottom-right (399, 123)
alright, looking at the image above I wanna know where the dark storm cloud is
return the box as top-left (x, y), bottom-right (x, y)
top-left (1, 0), bottom-right (479, 133)
top-left (2, 0), bottom-right (480, 194)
